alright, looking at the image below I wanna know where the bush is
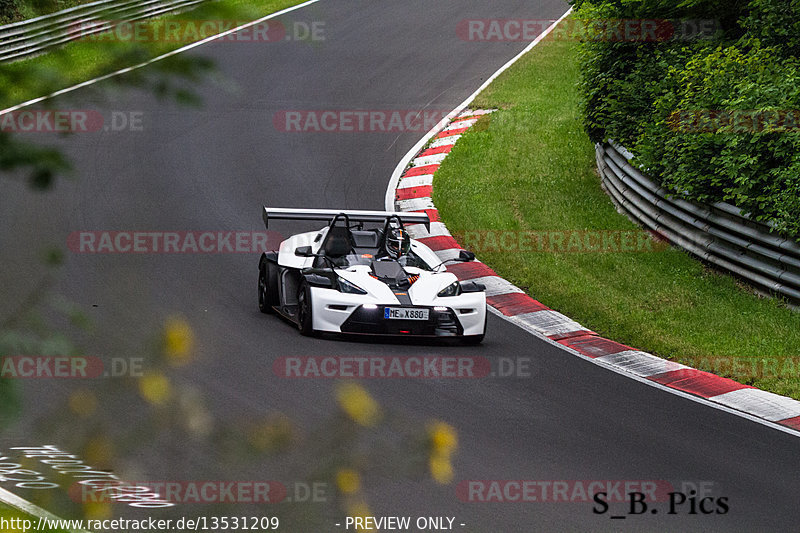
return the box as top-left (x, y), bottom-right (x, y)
top-left (638, 46), bottom-right (800, 235)
top-left (743, 0), bottom-right (800, 57)
top-left (0, 0), bottom-right (97, 25)
top-left (0, 0), bottom-right (21, 24)
top-left (575, 0), bottom-right (800, 240)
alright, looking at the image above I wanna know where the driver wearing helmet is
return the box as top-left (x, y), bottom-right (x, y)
top-left (382, 227), bottom-right (411, 260)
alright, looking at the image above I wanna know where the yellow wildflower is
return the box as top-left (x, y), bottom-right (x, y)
top-left (335, 382), bottom-right (381, 426)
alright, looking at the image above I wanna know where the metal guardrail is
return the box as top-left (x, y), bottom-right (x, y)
top-left (0, 0), bottom-right (208, 62)
top-left (596, 140), bottom-right (800, 306)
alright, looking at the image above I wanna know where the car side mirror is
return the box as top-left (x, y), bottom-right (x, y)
top-left (460, 281), bottom-right (486, 292)
top-left (458, 250), bottom-right (475, 262)
top-left (295, 246), bottom-right (313, 257)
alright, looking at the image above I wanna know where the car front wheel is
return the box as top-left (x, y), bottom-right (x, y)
top-left (297, 281), bottom-right (315, 336)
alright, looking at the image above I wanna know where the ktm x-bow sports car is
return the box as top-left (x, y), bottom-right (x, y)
top-left (257, 208), bottom-right (487, 343)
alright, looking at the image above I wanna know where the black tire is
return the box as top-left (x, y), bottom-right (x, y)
top-left (463, 333), bottom-right (485, 345)
top-left (297, 281), bottom-right (315, 336)
top-left (258, 257), bottom-right (278, 314)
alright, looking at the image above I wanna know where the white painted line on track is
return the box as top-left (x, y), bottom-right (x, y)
top-left (384, 7), bottom-right (574, 212)
top-left (434, 247), bottom-right (469, 262)
top-left (429, 136), bottom-right (460, 148)
top-left (0, 0), bottom-right (323, 116)
top-left (412, 153), bottom-right (449, 166)
top-left (405, 220), bottom-right (450, 238)
top-left (510, 309), bottom-right (585, 338)
top-left (710, 388), bottom-right (800, 422)
top-left (459, 109), bottom-right (495, 118)
top-left (397, 174), bottom-right (435, 189)
top-left (596, 350), bottom-right (689, 378)
top-left (397, 199), bottom-right (436, 214)
top-left (444, 118), bottom-right (478, 130)
top-left (466, 276), bottom-right (524, 297)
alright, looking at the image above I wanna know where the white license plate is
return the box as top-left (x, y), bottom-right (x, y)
top-left (384, 307), bottom-right (429, 321)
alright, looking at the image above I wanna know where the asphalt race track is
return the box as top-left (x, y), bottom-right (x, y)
top-left (1, 1), bottom-right (800, 531)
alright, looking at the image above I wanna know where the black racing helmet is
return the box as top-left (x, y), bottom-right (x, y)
top-left (385, 227), bottom-right (411, 259)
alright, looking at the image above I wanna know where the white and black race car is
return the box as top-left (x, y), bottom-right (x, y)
top-left (257, 208), bottom-right (487, 343)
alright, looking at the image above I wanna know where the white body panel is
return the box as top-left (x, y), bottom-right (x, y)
top-left (277, 229), bottom-right (324, 269)
top-left (307, 263), bottom-right (486, 336)
top-left (272, 227), bottom-right (486, 337)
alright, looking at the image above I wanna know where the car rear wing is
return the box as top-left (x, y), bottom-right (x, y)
top-left (262, 207), bottom-right (430, 230)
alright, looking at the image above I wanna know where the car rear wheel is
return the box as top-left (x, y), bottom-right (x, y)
top-left (258, 257), bottom-right (278, 314)
top-left (297, 281), bottom-right (315, 336)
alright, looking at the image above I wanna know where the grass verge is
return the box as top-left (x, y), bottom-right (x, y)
top-left (0, 500), bottom-right (69, 533)
top-left (433, 23), bottom-right (800, 400)
top-left (0, 0), bottom-right (311, 110)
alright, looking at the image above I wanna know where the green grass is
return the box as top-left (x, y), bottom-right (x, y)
top-left (0, 501), bottom-right (69, 533)
top-left (433, 26), bottom-right (800, 399)
top-left (0, 0), bottom-right (309, 109)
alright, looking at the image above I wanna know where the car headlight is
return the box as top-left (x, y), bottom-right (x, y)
top-left (437, 281), bottom-right (461, 297)
top-left (338, 277), bottom-right (367, 295)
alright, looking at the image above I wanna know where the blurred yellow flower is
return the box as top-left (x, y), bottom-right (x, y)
top-left (248, 413), bottom-right (293, 453)
top-left (427, 421), bottom-right (458, 484)
top-left (162, 315), bottom-right (194, 365)
top-left (335, 468), bottom-right (361, 494)
top-left (335, 382), bottom-right (381, 426)
top-left (138, 372), bottom-right (171, 405)
top-left (83, 500), bottom-right (112, 520)
top-left (68, 389), bottom-right (97, 417)
top-left (428, 421), bottom-right (458, 456)
top-left (346, 500), bottom-right (373, 531)
top-left (429, 454), bottom-right (454, 485)
top-left (84, 435), bottom-right (113, 467)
